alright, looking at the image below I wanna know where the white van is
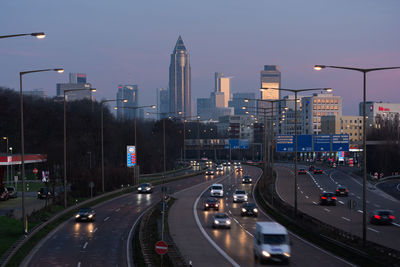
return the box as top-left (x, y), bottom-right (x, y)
top-left (210, 183), bottom-right (224, 197)
top-left (253, 222), bottom-right (291, 264)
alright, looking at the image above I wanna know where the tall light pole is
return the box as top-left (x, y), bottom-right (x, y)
top-left (2, 137), bottom-right (9, 183)
top-left (0, 32), bottom-right (46, 39)
top-left (20, 68), bottom-right (64, 233)
top-left (178, 112), bottom-right (201, 166)
top-left (9, 147), bottom-right (13, 187)
top-left (100, 99), bottom-right (127, 192)
top-left (314, 64), bottom-right (400, 246)
top-left (261, 87), bottom-right (332, 217)
top-left (63, 86), bottom-right (96, 208)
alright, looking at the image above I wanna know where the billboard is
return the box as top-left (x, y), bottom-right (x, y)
top-left (127, 146), bottom-right (136, 167)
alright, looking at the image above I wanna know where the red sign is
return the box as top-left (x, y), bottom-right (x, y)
top-left (33, 168), bottom-right (38, 174)
top-left (155, 241), bottom-right (168, 255)
top-left (378, 106), bottom-right (390, 111)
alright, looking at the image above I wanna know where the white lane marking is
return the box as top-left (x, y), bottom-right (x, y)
top-left (233, 218), bottom-right (239, 223)
top-left (226, 203), bottom-right (228, 207)
top-left (320, 188), bottom-right (324, 191)
top-left (92, 227), bottom-right (98, 233)
top-left (77, 262), bottom-right (81, 267)
top-left (305, 196), bottom-right (309, 199)
top-left (300, 191), bottom-right (304, 194)
top-left (115, 208), bottom-right (121, 212)
top-left (312, 201), bottom-right (318, 205)
top-left (342, 217), bottom-right (351, 222)
top-left (392, 222), bottom-right (400, 227)
top-left (356, 196), bottom-right (361, 199)
top-left (104, 216), bottom-right (110, 222)
top-left (324, 208), bottom-right (331, 212)
top-left (368, 227), bottom-right (379, 233)
top-left (350, 193), bottom-right (355, 196)
top-left (338, 201), bottom-right (344, 204)
top-left (83, 242), bottom-right (88, 249)
top-left (374, 204), bottom-right (380, 208)
top-left (228, 210), bottom-right (232, 214)
top-left (357, 210), bottom-right (363, 213)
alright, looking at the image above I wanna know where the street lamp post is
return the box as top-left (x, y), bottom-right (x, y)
top-left (314, 64), bottom-right (400, 245)
top-left (0, 32), bottom-right (46, 39)
top-left (261, 87), bottom-right (332, 217)
top-left (10, 147), bottom-right (13, 187)
top-left (63, 86), bottom-right (96, 208)
top-left (2, 137), bottom-right (8, 183)
top-left (20, 68), bottom-right (64, 233)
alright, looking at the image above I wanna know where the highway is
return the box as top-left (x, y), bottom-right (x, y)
top-left (275, 164), bottom-right (400, 250)
top-left (20, 170), bottom-right (219, 267)
top-left (169, 165), bottom-right (353, 266)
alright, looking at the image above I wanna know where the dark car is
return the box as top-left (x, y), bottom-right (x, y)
top-left (335, 186), bottom-right (349, 197)
top-left (241, 202), bottom-right (258, 217)
top-left (298, 169), bottom-right (307, 175)
top-left (37, 187), bottom-right (51, 199)
top-left (137, 183), bottom-right (153, 193)
top-left (205, 169), bottom-right (215, 175)
top-left (308, 165), bottom-right (315, 171)
top-left (6, 187), bottom-right (17, 198)
top-left (0, 187), bottom-right (9, 201)
top-left (75, 208), bottom-right (96, 222)
top-left (314, 168), bottom-right (323, 174)
top-left (242, 175), bottom-right (252, 184)
top-left (370, 210), bottom-right (395, 225)
top-left (319, 192), bottom-right (336, 206)
top-left (204, 197), bottom-right (220, 211)
top-left (235, 167), bottom-right (243, 173)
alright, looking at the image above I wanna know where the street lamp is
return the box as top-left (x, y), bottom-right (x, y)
top-left (2, 137), bottom-right (8, 183)
top-left (20, 68), bottom-right (64, 234)
top-left (314, 64), bottom-right (400, 245)
top-left (0, 32), bottom-right (46, 39)
top-left (100, 99), bottom-right (127, 192)
top-left (63, 86), bottom-right (96, 208)
top-left (261, 87), bottom-right (332, 217)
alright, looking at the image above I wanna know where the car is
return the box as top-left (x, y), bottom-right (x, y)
top-left (308, 165), bottom-right (315, 171)
top-left (222, 162), bottom-right (227, 166)
top-left (137, 183), bottom-right (153, 193)
top-left (335, 186), bottom-right (349, 196)
top-left (319, 192), bottom-right (337, 206)
top-left (205, 169), bottom-right (215, 175)
top-left (313, 168), bottom-right (323, 174)
top-left (0, 187), bottom-right (9, 201)
top-left (6, 187), bottom-right (17, 198)
top-left (233, 189), bottom-right (248, 203)
top-left (204, 197), bottom-right (220, 211)
top-left (235, 167), bottom-right (243, 173)
top-left (216, 165), bottom-right (224, 172)
top-left (37, 187), bottom-right (51, 199)
top-left (242, 175), bottom-right (252, 184)
top-left (370, 210), bottom-right (395, 225)
top-left (210, 184), bottom-right (224, 197)
top-left (241, 202), bottom-right (258, 217)
top-left (298, 169), bottom-right (307, 175)
top-left (75, 208), bottom-right (96, 222)
top-left (212, 212), bottom-right (232, 229)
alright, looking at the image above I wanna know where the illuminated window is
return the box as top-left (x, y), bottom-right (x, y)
top-left (318, 118), bottom-right (321, 123)
top-left (317, 112), bottom-right (321, 116)
top-left (317, 99), bottom-right (321, 103)
top-left (331, 106), bottom-right (334, 110)
top-left (335, 106), bottom-right (338, 110)
top-left (313, 118), bottom-right (317, 123)
top-left (335, 99), bottom-right (338, 104)
top-left (331, 99), bottom-right (334, 104)
top-left (313, 99), bottom-right (317, 103)
top-left (313, 106), bottom-right (317, 110)
top-left (318, 105), bottom-right (321, 110)
top-left (322, 99), bottom-right (325, 104)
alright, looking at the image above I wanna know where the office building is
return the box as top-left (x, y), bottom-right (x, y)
top-left (321, 115), bottom-right (363, 145)
top-left (278, 95), bottom-right (303, 135)
top-left (169, 36), bottom-right (191, 117)
top-left (157, 88), bottom-right (169, 119)
top-left (214, 72), bottom-right (232, 107)
top-left (56, 83), bottom-right (93, 101)
top-left (260, 65), bottom-right (280, 100)
top-left (229, 92), bottom-right (256, 116)
top-left (69, 73), bottom-right (87, 84)
top-left (361, 101), bottom-right (400, 129)
top-left (116, 84), bottom-right (139, 120)
top-left (197, 98), bottom-right (212, 120)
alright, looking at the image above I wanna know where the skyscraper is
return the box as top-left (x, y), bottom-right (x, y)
top-left (260, 65), bottom-right (281, 100)
top-left (214, 72), bottom-right (232, 107)
top-left (56, 72), bottom-right (93, 101)
top-left (169, 36), bottom-right (191, 117)
top-left (157, 88), bottom-right (169, 119)
top-left (116, 84), bottom-right (139, 120)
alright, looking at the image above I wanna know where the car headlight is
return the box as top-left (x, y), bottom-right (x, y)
top-left (215, 204), bottom-right (219, 207)
top-left (214, 220), bottom-right (219, 224)
top-left (253, 208), bottom-right (258, 213)
top-left (226, 220), bottom-right (231, 224)
top-left (205, 204), bottom-right (209, 207)
top-left (234, 196), bottom-right (237, 199)
top-left (249, 179), bottom-right (252, 181)
top-left (242, 208), bottom-right (246, 212)
top-left (75, 214), bottom-right (80, 218)
top-left (38, 192), bottom-right (41, 194)
top-left (283, 252), bottom-right (290, 257)
top-left (244, 196), bottom-right (248, 200)
top-left (262, 251), bottom-right (271, 257)
top-left (146, 187), bottom-right (151, 191)
top-left (88, 214), bottom-right (93, 218)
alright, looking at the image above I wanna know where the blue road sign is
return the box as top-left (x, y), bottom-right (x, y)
top-left (225, 139), bottom-right (239, 149)
top-left (313, 135), bottom-right (331, 151)
top-left (297, 135), bottom-right (313, 152)
top-left (276, 135), bottom-right (295, 152)
top-left (239, 139), bottom-right (249, 149)
top-left (332, 134), bottom-right (349, 151)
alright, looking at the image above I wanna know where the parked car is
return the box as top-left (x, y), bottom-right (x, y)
top-left (137, 183), bottom-right (153, 193)
top-left (335, 186), bottom-right (349, 196)
top-left (241, 202), bottom-right (258, 217)
top-left (242, 175), bottom-right (252, 184)
top-left (298, 169), bottom-right (307, 175)
top-left (319, 192), bottom-right (336, 206)
top-left (75, 207), bottom-right (96, 222)
top-left (204, 197), bottom-right (220, 211)
top-left (6, 187), bottom-right (17, 198)
top-left (370, 210), bottom-right (395, 225)
top-left (233, 189), bottom-right (248, 203)
top-left (37, 187), bottom-right (51, 199)
top-left (0, 187), bottom-right (9, 201)
top-left (212, 212), bottom-right (232, 229)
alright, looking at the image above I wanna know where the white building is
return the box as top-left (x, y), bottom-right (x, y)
top-left (361, 101), bottom-right (400, 129)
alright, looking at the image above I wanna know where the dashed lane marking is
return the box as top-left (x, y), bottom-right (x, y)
top-left (305, 196), bottom-right (309, 199)
top-left (104, 216), bottom-right (110, 222)
top-left (342, 217), bottom-right (351, 222)
top-left (368, 227), bottom-right (379, 233)
top-left (357, 210), bottom-right (363, 213)
top-left (115, 208), bottom-right (121, 212)
top-left (77, 262), bottom-right (81, 267)
top-left (83, 242), bottom-right (88, 249)
top-left (392, 222), bottom-right (400, 227)
top-left (312, 201), bottom-right (318, 205)
top-left (324, 208), bottom-right (331, 212)
top-left (338, 201), bottom-right (344, 204)
top-left (92, 228), bottom-right (98, 233)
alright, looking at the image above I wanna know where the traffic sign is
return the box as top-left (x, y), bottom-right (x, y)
top-left (276, 135), bottom-right (295, 152)
top-left (33, 168), bottom-right (38, 174)
top-left (313, 135), bottom-right (331, 151)
top-left (332, 134), bottom-right (349, 152)
top-left (297, 135), bottom-right (313, 152)
top-left (155, 240), bottom-right (168, 255)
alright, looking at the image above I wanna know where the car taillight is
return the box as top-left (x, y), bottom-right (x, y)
top-left (336, 189), bottom-right (339, 192)
top-left (374, 215), bottom-right (381, 220)
top-left (332, 197), bottom-right (337, 200)
top-left (346, 189), bottom-right (349, 192)
top-left (321, 196), bottom-right (327, 199)
top-left (389, 215), bottom-right (395, 220)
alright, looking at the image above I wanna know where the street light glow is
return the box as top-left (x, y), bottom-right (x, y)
top-left (55, 68), bottom-right (64, 73)
top-left (152, 105), bottom-right (156, 109)
top-left (32, 32), bottom-right (46, 39)
top-left (314, 65), bottom-right (325, 70)
top-left (123, 99), bottom-right (128, 103)
top-left (91, 88), bottom-right (97, 92)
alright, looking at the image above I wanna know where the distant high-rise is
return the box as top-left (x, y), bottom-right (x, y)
top-left (69, 73), bottom-right (87, 84)
top-left (214, 72), bottom-right (232, 107)
top-left (157, 88), bottom-right (169, 119)
top-left (116, 84), bottom-right (139, 120)
top-left (229, 92), bottom-right (256, 116)
top-left (260, 65), bottom-right (280, 100)
top-left (56, 72), bottom-right (93, 101)
top-left (169, 36), bottom-right (191, 117)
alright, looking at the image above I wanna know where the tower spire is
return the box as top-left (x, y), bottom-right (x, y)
top-left (173, 36), bottom-right (186, 52)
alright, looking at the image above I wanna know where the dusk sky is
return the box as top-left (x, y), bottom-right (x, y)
top-left (1, 0), bottom-right (399, 115)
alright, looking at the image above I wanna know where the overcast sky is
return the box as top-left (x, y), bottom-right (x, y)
top-left (1, 0), bottom-right (399, 115)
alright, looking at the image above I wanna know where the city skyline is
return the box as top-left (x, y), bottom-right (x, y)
top-left (0, 0), bottom-right (399, 116)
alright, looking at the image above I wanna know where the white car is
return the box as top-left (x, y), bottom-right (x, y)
top-left (233, 189), bottom-right (248, 203)
top-left (212, 213), bottom-right (232, 229)
top-left (210, 184), bottom-right (224, 197)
